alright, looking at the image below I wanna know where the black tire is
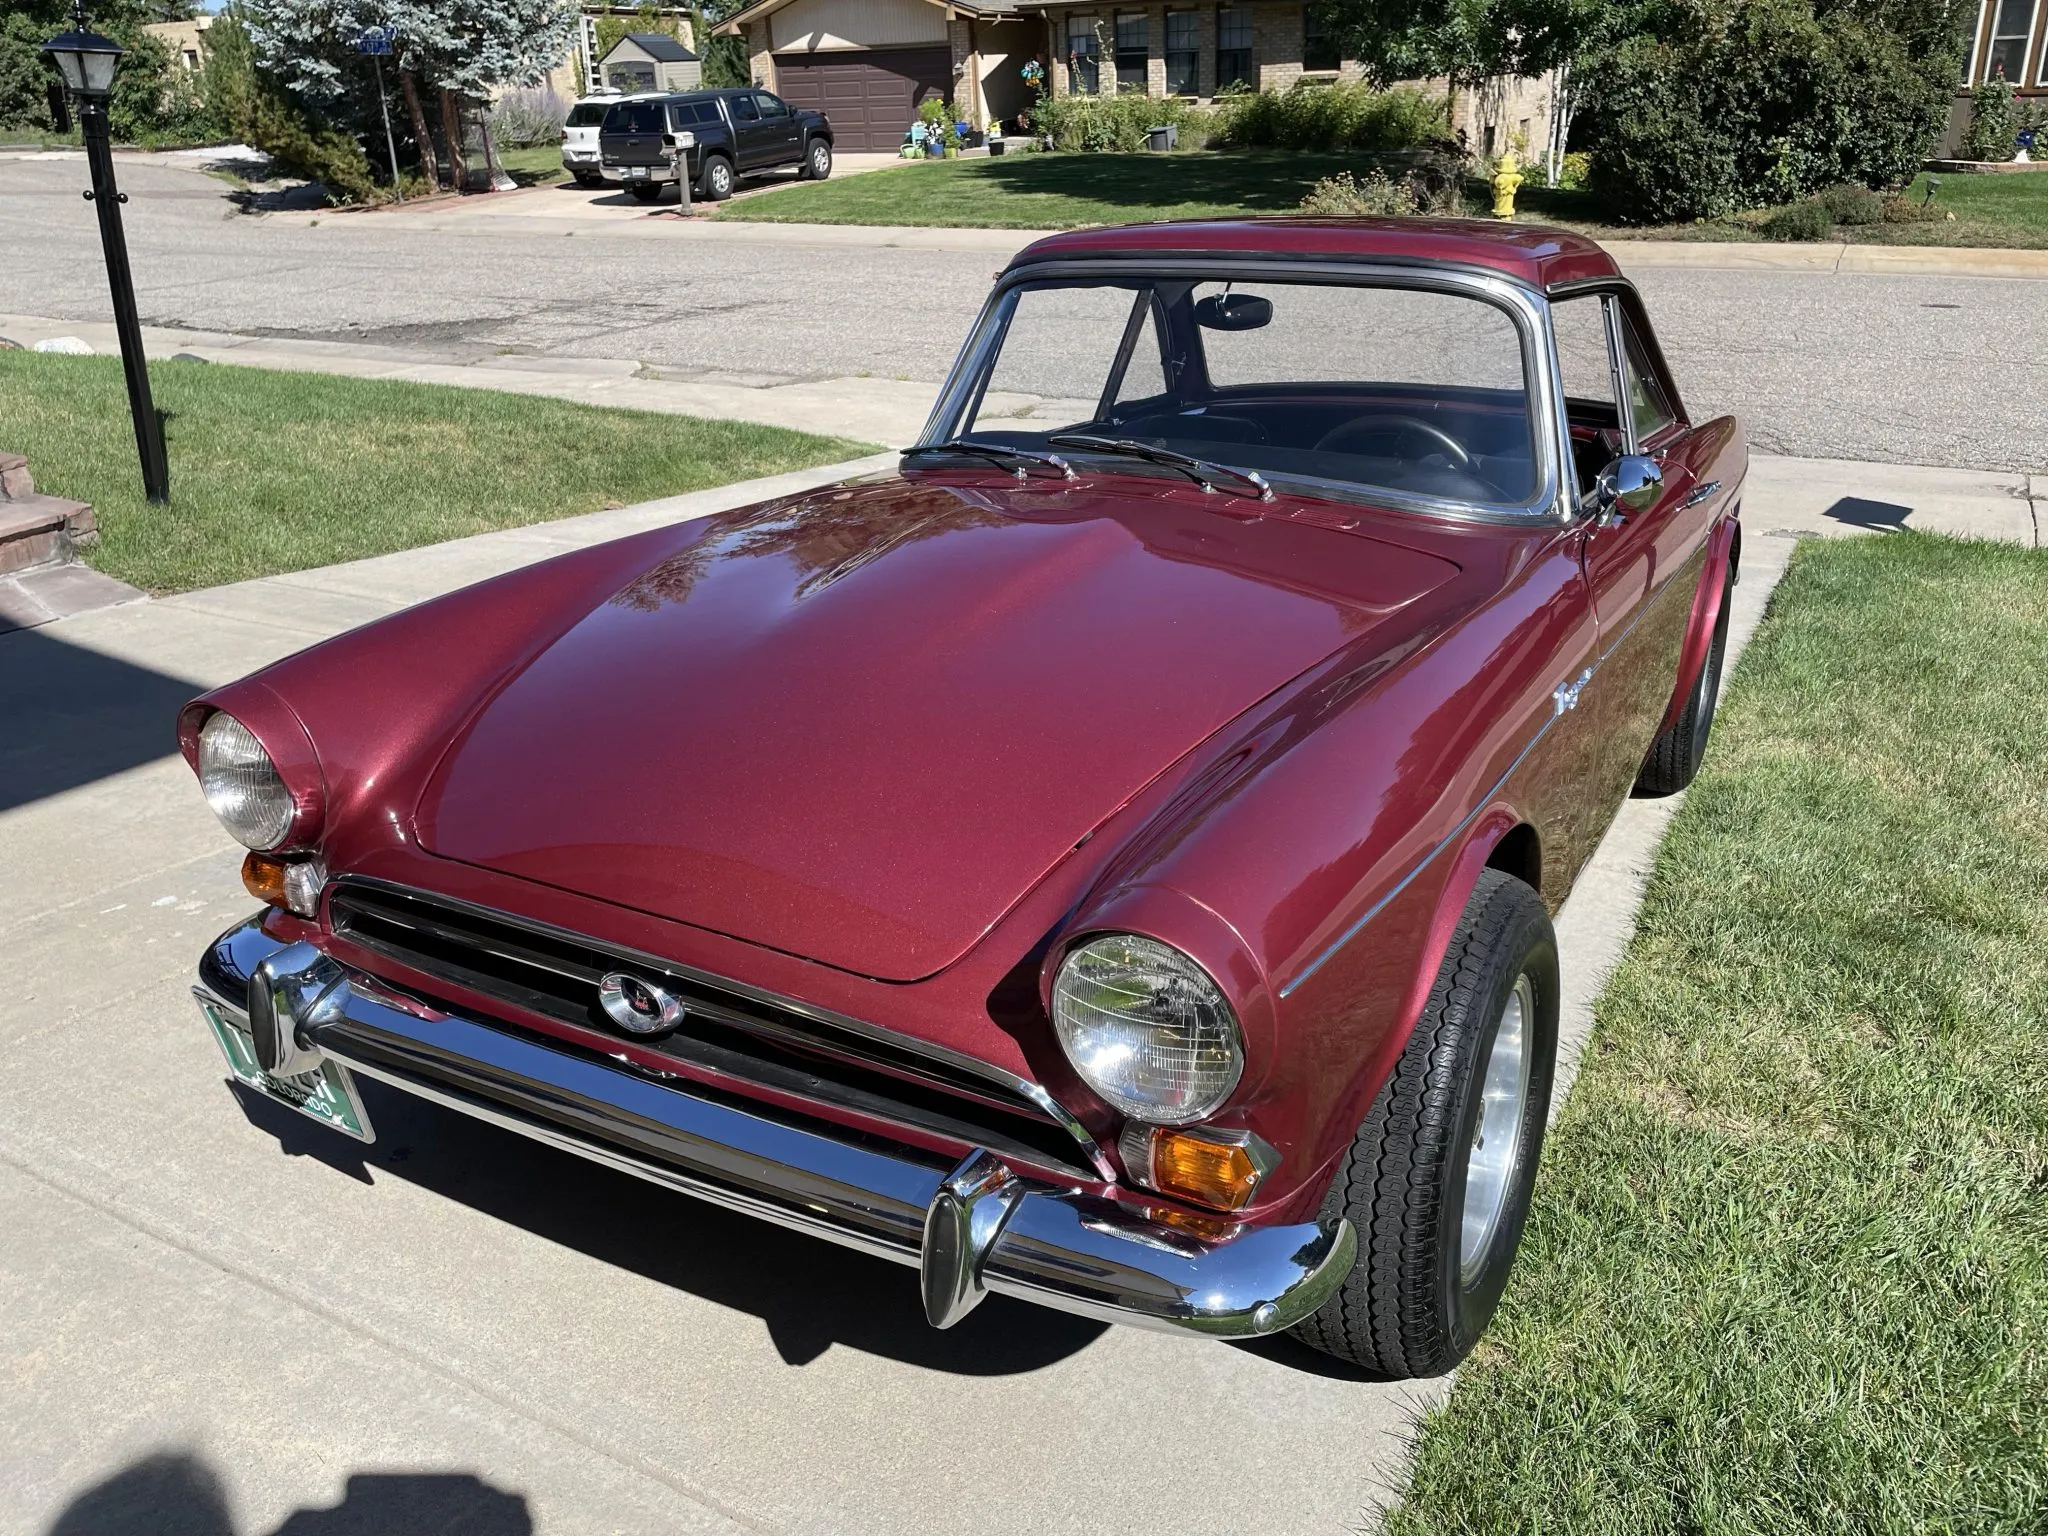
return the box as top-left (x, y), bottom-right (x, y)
top-left (699, 155), bottom-right (736, 201)
top-left (1292, 869), bottom-right (1559, 1378)
top-left (573, 172), bottom-right (603, 188)
top-left (801, 137), bottom-right (833, 180)
top-left (626, 181), bottom-right (662, 203)
top-left (1636, 562), bottom-right (1733, 796)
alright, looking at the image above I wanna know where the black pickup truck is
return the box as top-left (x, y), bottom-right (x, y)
top-left (599, 88), bottom-right (833, 203)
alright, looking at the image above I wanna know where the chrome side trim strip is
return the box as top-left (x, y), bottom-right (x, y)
top-left (327, 875), bottom-right (1109, 1176)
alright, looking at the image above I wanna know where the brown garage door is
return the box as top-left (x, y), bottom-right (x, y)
top-left (774, 48), bottom-right (951, 152)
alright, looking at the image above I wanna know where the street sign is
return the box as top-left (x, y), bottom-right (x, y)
top-left (353, 26), bottom-right (394, 55)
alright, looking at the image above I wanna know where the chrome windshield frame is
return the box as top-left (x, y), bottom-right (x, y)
top-left (914, 257), bottom-right (1573, 528)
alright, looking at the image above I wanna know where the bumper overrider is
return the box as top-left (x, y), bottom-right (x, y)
top-left (198, 915), bottom-right (1354, 1339)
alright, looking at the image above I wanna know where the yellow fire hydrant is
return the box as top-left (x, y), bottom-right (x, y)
top-left (1491, 147), bottom-right (1523, 220)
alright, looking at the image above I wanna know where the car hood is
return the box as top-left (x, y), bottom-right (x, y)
top-left (416, 477), bottom-right (1459, 981)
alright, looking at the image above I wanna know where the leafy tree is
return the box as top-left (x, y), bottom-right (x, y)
top-left (0, 0), bottom-right (198, 134)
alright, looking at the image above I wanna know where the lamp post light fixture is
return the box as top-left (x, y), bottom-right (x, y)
top-left (44, 2), bottom-right (170, 505)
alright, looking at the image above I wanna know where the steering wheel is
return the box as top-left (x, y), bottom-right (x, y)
top-left (1314, 413), bottom-right (1474, 470)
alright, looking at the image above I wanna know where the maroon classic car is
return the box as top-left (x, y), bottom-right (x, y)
top-left (183, 220), bottom-right (1743, 1377)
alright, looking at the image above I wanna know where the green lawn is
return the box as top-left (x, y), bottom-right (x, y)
top-left (719, 147), bottom-right (2048, 248)
top-left (493, 142), bottom-right (571, 187)
top-left (1388, 533), bottom-right (2048, 1533)
top-left (719, 150), bottom-right (1373, 228)
top-left (0, 354), bottom-right (873, 593)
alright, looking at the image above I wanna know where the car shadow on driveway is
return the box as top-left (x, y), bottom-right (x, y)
top-left (230, 1076), bottom-right (1111, 1374)
top-left (47, 1451), bottom-right (530, 1536)
top-left (0, 626), bottom-right (202, 814)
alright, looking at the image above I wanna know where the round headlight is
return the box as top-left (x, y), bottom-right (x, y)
top-left (197, 711), bottom-right (296, 850)
top-left (1050, 934), bottom-right (1244, 1125)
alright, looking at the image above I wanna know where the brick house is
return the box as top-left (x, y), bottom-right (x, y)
top-left (715, 0), bottom-right (1557, 154)
top-left (1943, 0), bottom-right (2048, 155)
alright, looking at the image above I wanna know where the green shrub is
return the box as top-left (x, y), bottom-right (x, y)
top-left (1582, 0), bottom-right (1964, 223)
top-left (1215, 81), bottom-right (1447, 153)
top-left (202, 9), bottom-right (378, 204)
top-left (1028, 92), bottom-right (1215, 152)
top-left (1299, 169), bottom-right (1417, 216)
top-left (1818, 181), bottom-right (1884, 225)
top-left (1961, 73), bottom-right (2015, 161)
top-left (1760, 198), bottom-right (1835, 240)
top-left (1879, 189), bottom-right (1941, 223)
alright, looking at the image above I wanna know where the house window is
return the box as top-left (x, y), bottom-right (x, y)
top-left (1067, 15), bottom-right (1102, 94)
top-left (1165, 10), bottom-right (1199, 95)
top-left (1216, 6), bottom-right (1252, 91)
top-left (1114, 12), bottom-right (1148, 93)
top-left (1303, 5), bottom-right (1339, 71)
top-left (1985, 0), bottom-right (2039, 82)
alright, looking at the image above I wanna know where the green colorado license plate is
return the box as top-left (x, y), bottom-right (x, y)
top-left (198, 996), bottom-right (373, 1142)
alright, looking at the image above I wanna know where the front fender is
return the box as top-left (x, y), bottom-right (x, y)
top-left (1657, 511), bottom-right (1741, 734)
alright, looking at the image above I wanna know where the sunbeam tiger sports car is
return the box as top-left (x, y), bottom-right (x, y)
top-left (183, 219), bottom-right (1744, 1377)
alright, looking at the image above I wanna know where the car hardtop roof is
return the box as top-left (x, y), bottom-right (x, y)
top-left (1009, 218), bottom-right (1623, 295)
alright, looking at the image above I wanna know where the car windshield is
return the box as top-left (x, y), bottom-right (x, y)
top-left (940, 277), bottom-right (1540, 509)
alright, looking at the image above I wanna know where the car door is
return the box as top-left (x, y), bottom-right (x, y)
top-left (725, 91), bottom-right (768, 168)
top-left (749, 91), bottom-right (803, 166)
top-left (1570, 290), bottom-right (1713, 806)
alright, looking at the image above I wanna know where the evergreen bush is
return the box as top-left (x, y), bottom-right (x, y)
top-left (1760, 198), bottom-right (1835, 240)
top-left (1028, 92), bottom-right (1215, 152)
top-left (1961, 74), bottom-right (2015, 161)
top-left (1215, 81), bottom-right (1447, 153)
top-left (1581, 0), bottom-right (1966, 223)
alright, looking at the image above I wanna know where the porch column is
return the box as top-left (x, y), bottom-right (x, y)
top-left (1146, 4), bottom-right (1167, 97)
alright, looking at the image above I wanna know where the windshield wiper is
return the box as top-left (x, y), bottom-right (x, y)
top-left (1046, 435), bottom-right (1274, 502)
top-left (902, 440), bottom-right (1077, 480)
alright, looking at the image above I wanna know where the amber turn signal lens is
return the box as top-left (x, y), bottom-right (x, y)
top-left (242, 851), bottom-right (289, 907)
top-left (1145, 1128), bottom-right (1268, 1212)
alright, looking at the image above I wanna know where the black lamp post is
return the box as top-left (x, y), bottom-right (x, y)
top-left (44, 3), bottom-right (170, 505)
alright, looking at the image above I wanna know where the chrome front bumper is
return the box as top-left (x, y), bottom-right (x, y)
top-left (199, 916), bottom-right (1354, 1339)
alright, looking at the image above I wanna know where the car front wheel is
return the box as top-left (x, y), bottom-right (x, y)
top-left (1292, 868), bottom-right (1559, 1377)
top-left (802, 138), bottom-right (833, 180)
top-left (699, 155), bottom-right (736, 201)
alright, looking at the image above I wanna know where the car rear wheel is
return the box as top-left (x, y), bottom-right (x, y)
top-left (699, 155), bottom-right (736, 201)
top-left (802, 138), bottom-right (833, 180)
top-left (1292, 868), bottom-right (1558, 1378)
top-left (626, 182), bottom-right (662, 202)
top-left (1636, 559), bottom-right (1733, 796)
top-left (572, 172), bottom-right (603, 188)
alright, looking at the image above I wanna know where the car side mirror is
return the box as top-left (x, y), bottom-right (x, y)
top-left (1194, 293), bottom-right (1273, 331)
top-left (1590, 454), bottom-right (1663, 526)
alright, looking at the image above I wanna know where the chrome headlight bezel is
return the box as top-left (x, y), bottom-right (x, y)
top-left (196, 710), bottom-right (298, 851)
top-left (1049, 932), bottom-right (1245, 1126)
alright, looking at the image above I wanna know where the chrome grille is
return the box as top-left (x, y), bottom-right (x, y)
top-left (325, 879), bottom-right (1099, 1179)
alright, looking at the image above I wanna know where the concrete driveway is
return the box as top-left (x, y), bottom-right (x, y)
top-left (7, 441), bottom-right (1915, 1534)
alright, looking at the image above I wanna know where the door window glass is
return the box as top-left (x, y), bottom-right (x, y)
top-left (730, 93), bottom-right (760, 121)
top-left (754, 92), bottom-right (790, 118)
top-left (1615, 312), bottom-right (1677, 443)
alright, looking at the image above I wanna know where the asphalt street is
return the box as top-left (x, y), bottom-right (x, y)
top-left (3, 153), bottom-right (2046, 472)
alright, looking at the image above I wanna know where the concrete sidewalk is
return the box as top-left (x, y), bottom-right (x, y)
top-left (0, 447), bottom-right (2025, 1533)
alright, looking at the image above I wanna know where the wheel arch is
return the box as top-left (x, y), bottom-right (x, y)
top-left (1657, 512), bottom-right (1741, 734)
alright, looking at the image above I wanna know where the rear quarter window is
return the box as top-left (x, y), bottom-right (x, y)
top-left (602, 100), bottom-right (664, 133)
